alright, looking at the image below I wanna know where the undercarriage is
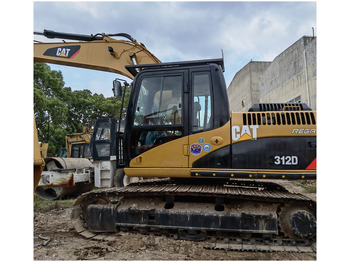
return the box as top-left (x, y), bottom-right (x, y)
top-left (71, 178), bottom-right (316, 252)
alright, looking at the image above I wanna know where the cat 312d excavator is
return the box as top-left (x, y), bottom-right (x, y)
top-left (34, 30), bottom-right (316, 252)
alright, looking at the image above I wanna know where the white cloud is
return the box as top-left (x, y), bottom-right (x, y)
top-left (71, 2), bottom-right (100, 19)
top-left (219, 10), bottom-right (289, 56)
top-left (34, 1), bottom-right (316, 93)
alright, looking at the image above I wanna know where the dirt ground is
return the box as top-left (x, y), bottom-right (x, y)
top-left (33, 181), bottom-right (316, 261)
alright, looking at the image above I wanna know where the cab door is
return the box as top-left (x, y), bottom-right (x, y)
top-left (188, 70), bottom-right (215, 166)
top-left (126, 70), bottom-right (189, 168)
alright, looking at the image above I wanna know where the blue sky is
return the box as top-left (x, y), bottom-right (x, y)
top-left (33, 1), bottom-right (316, 97)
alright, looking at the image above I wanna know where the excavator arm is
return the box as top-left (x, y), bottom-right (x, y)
top-left (34, 30), bottom-right (161, 79)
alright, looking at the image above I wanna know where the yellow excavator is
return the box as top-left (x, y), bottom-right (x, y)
top-left (57, 126), bottom-right (93, 158)
top-left (34, 30), bottom-right (316, 252)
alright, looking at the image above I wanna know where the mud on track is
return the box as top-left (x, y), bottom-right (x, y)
top-left (34, 181), bottom-right (316, 260)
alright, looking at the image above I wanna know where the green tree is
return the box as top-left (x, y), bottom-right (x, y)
top-left (34, 63), bottom-right (130, 155)
top-left (34, 63), bottom-right (68, 153)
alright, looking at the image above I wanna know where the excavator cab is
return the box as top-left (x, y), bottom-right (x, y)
top-left (123, 59), bottom-right (230, 166)
top-left (70, 142), bottom-right (91, 158)
top-left (89, 59), bottom-right (230, 181)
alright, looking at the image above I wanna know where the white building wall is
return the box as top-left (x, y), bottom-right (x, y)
top-left (227, 36), bottom-right (316, 112)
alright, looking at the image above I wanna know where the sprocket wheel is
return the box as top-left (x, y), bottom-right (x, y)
top-left (279, 205), bottom-right (316, 240)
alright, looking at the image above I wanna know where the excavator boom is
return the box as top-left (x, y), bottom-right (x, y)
top-left (34, 30), bottom-right (160, 79)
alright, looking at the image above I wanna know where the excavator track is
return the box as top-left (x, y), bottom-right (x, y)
top-left (71, 179), bottom-right (316, 253)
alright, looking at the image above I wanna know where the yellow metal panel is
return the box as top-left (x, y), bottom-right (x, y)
top-left (34, 37), bottom-right (160, 80)
top-left (39, 143), bottom-right (48, 158)
top-left (230, 111), bottom-right (317, 141)
top-left (129, 120), bottom-right (232, 170)
top-left (127, 110), bottom-right (316, 179)
top-left (33, 116), bottom-right (45, 195)
top-left (129, 136), bottom-right (189, 168)
top-left (188, 120), bottom-right (231, 167)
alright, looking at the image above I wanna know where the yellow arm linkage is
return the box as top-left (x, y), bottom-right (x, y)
top-left (34, 30), bottom-right (161, 80)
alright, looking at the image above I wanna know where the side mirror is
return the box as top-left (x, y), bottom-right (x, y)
top-left (112, 80), bottom-right (123, 97)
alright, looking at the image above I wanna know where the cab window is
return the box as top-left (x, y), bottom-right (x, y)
top-left (134, 76), bottom-right (182, 126)
top-left (131, 74), bottom-right (183, 158)
top-left (192, 72), bottom-right (212, 132)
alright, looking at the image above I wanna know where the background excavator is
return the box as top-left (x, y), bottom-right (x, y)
top-left (57, 126), bottom-right (93, 158)
top-left (34, 30), bottom-right (316, 252)
top-left (34, 30), bottom-right (161, 199)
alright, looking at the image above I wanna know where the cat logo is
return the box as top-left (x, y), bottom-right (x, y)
top-left (232, 125), bottom-right (259, 141)
top-left (56, 48), bottom-right (71, 57)
top-left (43, 45), bottom-right (81, 59)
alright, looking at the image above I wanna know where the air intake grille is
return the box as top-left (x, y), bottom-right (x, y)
top-left (243, 111), bottom-right (316, 126)
top-left (248, 103), bottom-right (312, 112)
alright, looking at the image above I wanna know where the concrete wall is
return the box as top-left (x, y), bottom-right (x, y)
top-left (227, 61), bottom-right (271, 112)
top-left (227, 36), bottom-right (316, 112)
